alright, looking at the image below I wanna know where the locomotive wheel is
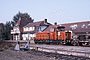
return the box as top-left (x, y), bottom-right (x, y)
top-left (73, 42), bottom-right (79, 46)
top-left (35, 42), bottom-right (37, 44)
top-left (71, 40), bottom-right (79, 46)
top-left (82, 42), bottom-right (88, 46)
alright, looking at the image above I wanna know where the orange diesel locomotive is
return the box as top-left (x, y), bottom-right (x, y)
top-left (34, 26), bottom-right (71, 44)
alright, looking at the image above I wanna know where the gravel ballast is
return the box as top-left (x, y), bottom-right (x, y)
top-left (0, 48), bottom-right (90, 60)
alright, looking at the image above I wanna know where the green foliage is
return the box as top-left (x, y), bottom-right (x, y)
top-left (11, 12), bottom-right (31, 27)
top-left (0, 12), bottom-right (32, 40)
top-left (0, 23), bottom-right (5, 40)
top-left (4, 21), bottom-right (12, 40)
top-left (0, 22), bottom-right (12, 40)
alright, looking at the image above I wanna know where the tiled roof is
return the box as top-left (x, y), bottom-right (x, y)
top-left (44, 21), bottom-right (90, 33)
top-left (60, 21), bottom-right (90, 25)
top-left (14, 17), bottom-right (33, 28)
top-left (60, 21), bottom-right (90, 33)
top-left (15, 18), bottom-right (21, 27)
top-left (24, 21), bottom-right (51, 27)
top-left (23, 20), bottom-right (52, 33)
top-left (72, 25), bottom-right (90, 33)
top-left (24, 21), bottom-right (42, 27)
top-left (43, 25), bottom-right (60, 32)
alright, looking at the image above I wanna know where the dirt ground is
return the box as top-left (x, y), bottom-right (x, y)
top-left (0, 47), bottom-right (90, 60)
top-left (0, 42), bottom-right (90, 60)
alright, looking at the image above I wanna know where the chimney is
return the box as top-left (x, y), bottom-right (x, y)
top-left (54, 22), bottom-right (57, 25)
top-left (44, 19), bottom-right (47, 23)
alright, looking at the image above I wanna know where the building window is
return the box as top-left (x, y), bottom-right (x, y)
top-left (30, 27), bottom-right (32, 31)
top-left (24, 27), bottom-right (35, 31)
top-left (70, 24), bottom-right (77, 30)
top-left (88, 36), bottom-right (90, 39)
top-left (88, 24), bottom-right (90, 26)
top-left (32, 27), bottom-right (35, 30)
top-left (26, 27), bottom-right (28, 31)
top-left (81, 24), bottom-right (85, 28)
top-left (28, 27), bottom-right (35, 31)
top-left (29, 27), bottom-right (31, 31)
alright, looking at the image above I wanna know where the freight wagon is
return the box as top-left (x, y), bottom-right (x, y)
top-left (71, 32), bottom-right (90, 46)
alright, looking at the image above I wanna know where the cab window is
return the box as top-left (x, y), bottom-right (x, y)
top-left (57, 26), bottom-right (65, 31)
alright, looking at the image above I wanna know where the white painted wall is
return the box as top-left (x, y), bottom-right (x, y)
top-left (15, 35), bottom-right (19, 40)
top-left (11, 26), bottom-right (20, 34)
top-left (16, 35), bottom-right (18, 40)
top-left (24, 27), bottom-right (35, 31)
top-left (22, 33), bottom-right (35, 40)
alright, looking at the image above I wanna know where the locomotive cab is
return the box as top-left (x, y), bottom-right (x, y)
top-left (57, 26), bottom-right (65, 31)
top-left (57, 26), bottom-right (71, 44)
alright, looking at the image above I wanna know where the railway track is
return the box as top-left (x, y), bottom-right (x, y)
top-left (29, 44), bottom-right (90, 58)
top-left (30, 44), bottom-right (90, 53)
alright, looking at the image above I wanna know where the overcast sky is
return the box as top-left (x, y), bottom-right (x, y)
top-left (0, 0), bottom-right (90, 24)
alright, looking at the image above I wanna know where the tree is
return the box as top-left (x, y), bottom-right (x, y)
top-left (0, 23), bottom-right (5, 40)
top-left (11, 12), bottom-right (32, 27)
top-left (0, 12), bottom-right (33, 40)
top-left (0, 22), bottom-right (12, 40)
top-left (4, 21), bottom-right (12, 40)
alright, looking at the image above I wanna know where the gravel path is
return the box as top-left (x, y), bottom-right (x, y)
top-left (0, 48), bottom-right (90, 60)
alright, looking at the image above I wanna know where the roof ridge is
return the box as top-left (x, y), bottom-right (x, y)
top-left (14, 18), bottom-right (21, 27)
top-left (60, 21), bottom-right (90, 25)
top-left (24, 21), bottom-right (43, 27)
